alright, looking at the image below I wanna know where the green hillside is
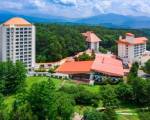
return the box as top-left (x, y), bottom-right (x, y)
top-left (36, 24), bottom-right (150, 62)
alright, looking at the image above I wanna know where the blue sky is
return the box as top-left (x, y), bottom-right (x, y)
top-left (0, 0), bottom-right (150, 18)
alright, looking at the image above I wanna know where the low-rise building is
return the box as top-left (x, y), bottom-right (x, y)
top-left (55, 53), bottom-right (124, 83)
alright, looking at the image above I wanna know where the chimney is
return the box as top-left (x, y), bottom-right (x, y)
top-left (125, 33), bottom-right (135, 43)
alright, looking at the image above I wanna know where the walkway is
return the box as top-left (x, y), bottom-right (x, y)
top-left (73, 112), bottom-right (83, 120)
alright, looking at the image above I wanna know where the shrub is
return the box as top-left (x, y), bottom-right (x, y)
top-left (59, 85), bottom-right (100, 107)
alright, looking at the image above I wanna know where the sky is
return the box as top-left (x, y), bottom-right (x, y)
top-left (0, 0), bottom-right (150, 18)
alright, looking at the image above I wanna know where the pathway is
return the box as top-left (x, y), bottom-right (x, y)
top-left (73, 112), bottom-right (83, 120)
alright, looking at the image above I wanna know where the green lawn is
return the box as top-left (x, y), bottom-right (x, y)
top-left (116, 108), bottom-right (139, 120)
top-left (25, 76), bottom-right (63, 90)
top-left (25, 77), bottom-right (100, 93)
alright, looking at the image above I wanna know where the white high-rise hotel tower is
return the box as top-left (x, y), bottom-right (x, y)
top-left (0, 17), bottom-right (35, 70)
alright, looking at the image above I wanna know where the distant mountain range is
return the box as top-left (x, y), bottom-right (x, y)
top-left (1, 11), bottom-right (150, 29)
top-left (76, 14), bottom-right (150, 29)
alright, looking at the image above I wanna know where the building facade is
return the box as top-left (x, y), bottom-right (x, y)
top-left (0, 17), bottom-right (35, 70)
top-left (117, 33), bottom-right (147, 64)
top-left (82, 31), bottom-right (101, 52)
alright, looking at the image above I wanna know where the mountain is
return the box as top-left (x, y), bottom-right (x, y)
top-left (1, 11), bottom-right (150, 29)
top-left (75, 13), bottom-right (150, 29)
top-left (0, 11), bottom-right (70, 24)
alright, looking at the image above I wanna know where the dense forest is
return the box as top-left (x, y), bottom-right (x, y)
top-left (36, 23), bottom-right (150, 62)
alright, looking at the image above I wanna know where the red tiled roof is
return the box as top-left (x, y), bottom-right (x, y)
top-left (82, 31), bottom-right (101, 43)
top-left (117, 37), bottom-right (148, 45)
top-left (91, 54), bottom-right (124, 77)
top-left (56, 61), bottom-right (93, 74)
top-left (126, 33), bottom-right (134, 36)
top-left (56, 54), bottom-right (124, 77)
top-left (3, 17), bottom-right (32, 26)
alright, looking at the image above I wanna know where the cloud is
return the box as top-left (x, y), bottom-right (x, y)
top-left (51, 0), bottom-right (77, 6)
top-left (0, 0), bottom-right (150, 18)
top-left (0, 1), bottom-right (23, 10)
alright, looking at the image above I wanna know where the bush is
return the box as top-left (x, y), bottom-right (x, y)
top-left (48, 65), bottom-right (59, 73)
top-left (59, 85), bottom-right (100, 107)
top-left (75, 52), bottom-right (95, 61)
top-left (83, 108), bottom-right (117, 120)
top-left (115, 83), bottom-right (134, 103)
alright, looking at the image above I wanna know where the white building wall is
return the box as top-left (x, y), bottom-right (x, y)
top-left (90, 42), bottom-right (99, 52)
top-left (31, 25), bottom-right (36, 69)
top-left (1, 27), bottom-right (7, 61)
top-left (0, 23), bottom-right (35, 71)
top-left (118, 42), bottom-right (147, 64)
top-left (128, 45), bottom-right (134, 63)
top-left (118, 44), bottom-right (124, 58)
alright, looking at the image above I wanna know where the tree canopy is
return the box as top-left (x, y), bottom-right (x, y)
top-left (143, 59), bottom-right (150, 74)
top-left (36, 23), bottom-right (150, 62)
top-left (0, 61), bottom-right (26, 95)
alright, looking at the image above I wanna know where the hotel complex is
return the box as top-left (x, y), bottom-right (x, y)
top-left (0, 17), bottom-right (35, 70)
top-left (56, 32), bottom-right (124, 83)
top-left (117, 33), bottom-right (148, 64)
top-left (0, 17), bottom-right (150, 82)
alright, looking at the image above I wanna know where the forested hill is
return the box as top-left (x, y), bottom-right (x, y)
top-left (36, 23), bottom-right (150, 63)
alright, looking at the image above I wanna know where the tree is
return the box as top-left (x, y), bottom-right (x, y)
top-left (99, 46), bottom-right (107, 53)
top-left (132, 77), bottom-right (150, 105)
top-left (0, 94), bottom-right (4, 119)
top-left (103, 108), bottom-right (117, 120)
top-left (15, 61), bottom-right (27, 90)
top-left (27, 80), bottom-right (55, 119)
top-left (128, 62), bottom-right (139, 83)
top-left (100, 85), bottom-right (119, 108)
top-left (48, 65), bottom-right (59, 73)
top-left (50, 92), bottom-right (75, 120)
top-left (60, 85), bottom-right (100, 107)
top-left (35, 23), bottom-right (150, 62)
top-left (84, 109), bottom-right (104, 120)
top-left (0, 61), bottom-right (26, 95)
top-left (11, 91), bottom-right (37, 120)
top-left (143, 59), bottom-right (150, 74)
top-left (115, 83), bottom-right (134, 102)
top-left (10, 78), bottom-right (75, 120)
top-left (77, 52), bottom-right (92, 61)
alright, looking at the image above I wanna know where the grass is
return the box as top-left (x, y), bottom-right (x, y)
top-left (25, 76), bottom-right (63, 90)
top-left (61, 79), bottom-right (100, 93)
top-left (4, 95), bottom-right (15, 113)
top-left (138, 111), bottom-right (150, 120)
top-left (116, 108), bottom-right (139, 120)
top-left (25, 77), bottom-right (100, 93)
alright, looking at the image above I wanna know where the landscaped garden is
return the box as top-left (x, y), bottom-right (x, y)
top-left (2, 76), bottom-right (150, 120)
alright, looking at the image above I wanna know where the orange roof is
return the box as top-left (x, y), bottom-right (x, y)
top-left (91, 54), bottom-right (124, 77)
top-left (117, 37), bottom-right (148, 45)
top-left (56, 53), bottom-right (124, 77)
top-left (126, 33), bottom-right (134, 36)
top-left (3, 17), bottom-right (32, 26)
top-left (56, 61), bottom-right (93, 74)
top-left (82, 31), bottom-right (101, 43)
